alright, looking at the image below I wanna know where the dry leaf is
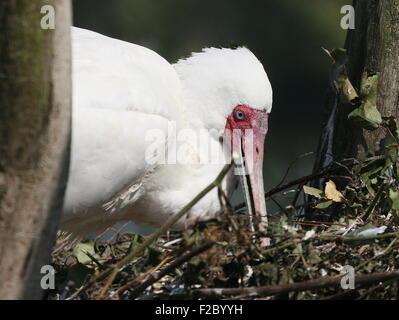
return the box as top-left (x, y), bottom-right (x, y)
top-left (325, 180), bottom-right (344, 202)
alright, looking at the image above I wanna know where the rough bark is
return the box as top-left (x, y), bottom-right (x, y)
top-left (0, 0), bottom-right (71, 299)
top-left (314, 0), bottom-right (399, 174)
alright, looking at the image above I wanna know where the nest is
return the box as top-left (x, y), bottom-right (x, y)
top-left (49, 151), bottom-right (399, 300)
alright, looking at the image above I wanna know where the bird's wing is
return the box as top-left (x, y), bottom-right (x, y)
top-left (71, 27), bottom-right (183, 118)
top-left (63, 27), bottom-right (183, 216)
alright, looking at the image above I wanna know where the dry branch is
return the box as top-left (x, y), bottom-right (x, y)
top-left (79, 164), bottom-right (232, 299)
top-left (190, 270), bottom-right (399, 299)
top-left (125, 242), bottom-right (215, 299)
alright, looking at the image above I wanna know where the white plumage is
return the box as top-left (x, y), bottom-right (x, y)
top-left (61, 27), bottom-right (273, 236)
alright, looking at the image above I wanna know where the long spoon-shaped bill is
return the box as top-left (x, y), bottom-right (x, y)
top-left (229, 111), bottom-right (269, 232)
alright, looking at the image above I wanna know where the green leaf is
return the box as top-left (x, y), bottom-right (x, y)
top-left (360, 158), bottom-right (385, 195)
top-left (308, 246), bottom-right (322, 264)
top-left (348, 105), bottom-right (382, 130)
top-left (360, 74), bottom-right (378, 98)
top-left (346, 224), bottom-right (374, 237)
top-left (389, 189), bottom-right (399, 210)
top-left (315, 200), bottom-right (333, 209)
top-left (292, 243), bottom-right (303, 255)
top-left (348, 74), bottom-right (381, 130)
top-left (73, 240), bottom-right (100, 264)
top-left (303, 186), bottom-right (323, 198)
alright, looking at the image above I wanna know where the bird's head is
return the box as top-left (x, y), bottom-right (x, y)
top-left (174, 47), bottom-right (272, 227)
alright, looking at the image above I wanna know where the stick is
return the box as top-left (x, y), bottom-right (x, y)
top-left (234, 166), bottom-right (338, 211)
top-left (96, 164), bottom-right (232, 299)
top-left (361, 183), bottom-right (386, 220)
top-left (190, 270), bottom-right (399, 299)
top-left (116, 255), bottom-right (173, 297)
top-left (234, 156), bottom-right (385, 211)
top-left (126, 242), bottom-right (215, 299)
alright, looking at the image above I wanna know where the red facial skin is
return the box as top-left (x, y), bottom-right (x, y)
top-left (224, 105), bottom-right (269, 232)
top-left (225, 104), bottom-right (269, 154)
top-left (225, 105), bottom-right (262, 130)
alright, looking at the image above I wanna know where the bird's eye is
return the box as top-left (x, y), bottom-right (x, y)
top-left (235, 110), bottom-right (245, 120)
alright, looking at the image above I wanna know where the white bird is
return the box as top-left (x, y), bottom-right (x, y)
top-left (61, 27), bottom-right (273, 236)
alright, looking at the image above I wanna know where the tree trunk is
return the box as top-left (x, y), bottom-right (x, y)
top-left (0, 0), bottom-right (71, 299)
top-left (313, 0), bottom-right (399, 182)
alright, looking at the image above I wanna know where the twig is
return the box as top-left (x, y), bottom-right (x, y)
top-left (235, 156), bottom-right (385, 211)
top-left (355, 277), bottom-right (398, 300)
top-left (322, 288), bottom-right (359, 300)
top-left (218, 187), bottom-right (240, 232)
top-left (189, 270), bottom-right (399, 299)
top-left (291, 181), bottom-right (306, 207)
top-left (116, 255), bottom-right (173, 297)
top-left (355, 238), bottom-right (398, 271)
top-left (293, 220), bottom-right (346, 227)
top-left (127, 242), bottom-right (215, 299)
top-left (81, 249), bottom-right (104, 269)
top-left (361, 183), bottom-right (386, 221)
top-left (235, 165), bottom-right (339, 211)
top-left (274, 152), bottom-right (315, 190)
top-left (318, 232), bottom-right (399, 243)
top-left (262, 239), bottom-right (298, 256)
top-left (96, 164), bottom-right (232, 299)
top-left (261, 232), bottom-right (399, 257)
top-left (269, 196), bottom-right (290, 217)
